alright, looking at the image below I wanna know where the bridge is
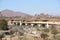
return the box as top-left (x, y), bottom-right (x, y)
top-left (8, 20), bottom-right (60, 28)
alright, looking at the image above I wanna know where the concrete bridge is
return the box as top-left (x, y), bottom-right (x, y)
top-left (8, 20), bottom-right (60, 28)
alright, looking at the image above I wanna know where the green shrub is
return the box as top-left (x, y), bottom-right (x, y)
top-left (41, 33), bottom-right (49, 40)
top-left (43, 28), bottom-right (49, 33)
top-left (10, 28), bottom-right (18, 34)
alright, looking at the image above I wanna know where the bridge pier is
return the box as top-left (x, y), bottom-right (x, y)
top-left (8, 20), bottom-right (60, 28)
top-left (46, 23), bottom-right (49, 28)
top-left (25, 23), bottom-right (28, 26)
top-left (31, 24), bottom-right (34, 27)
top-left (8, 20), bottom-right (13, 25)
top-left (38, 24), bottom-right (41, 27)
top-left (20, 21), bottom-right (22, 26)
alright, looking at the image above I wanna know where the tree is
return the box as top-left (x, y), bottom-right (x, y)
top-left (41, 33), bottom-right (49, 40)
top-left (0, 19), bottom-right (9, 30)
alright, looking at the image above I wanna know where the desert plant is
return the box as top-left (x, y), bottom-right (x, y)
top-left (41, 33), bottom-right (49, 40)
top-left (51, 28), bottom-right (58, 39)
top-left (10, 28), bottom-right (18, 34)
top-left (43, 28), bottom-right (49, 33)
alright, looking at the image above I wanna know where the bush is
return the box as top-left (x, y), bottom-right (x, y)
top-left (43, 28), bottom-right (49, 33)
top-left (19, 32), bottom-right (24, 36)
top-left (51, 29), bottom-right (58, 35)
top-left (41, 33), bottom-right (49, 40)
top-left (10, 28), bottom-right (18, 34)
top-left (55, 36), bottom-right (60, 40)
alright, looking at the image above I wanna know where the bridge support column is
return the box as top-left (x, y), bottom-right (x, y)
top-left (46, 23), bottom-right (49, 28)
top-left (31, 24), bottom-right (34, 27)
top-left (25, 23), bottom-right (28, 26)
top-left (8, 20), bottom-right (13, 25)
top-left (16, 23), bottom-right (17, 25)
top-left (38, 24), bottom-right (41, 27)
top-left (20, 21), bottom-right (22, 26)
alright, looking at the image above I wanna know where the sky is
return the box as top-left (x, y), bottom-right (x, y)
top-left (0, 0), bottom-right (60, 15)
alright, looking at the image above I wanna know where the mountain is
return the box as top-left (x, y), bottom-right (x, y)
top-left (0, 9), bottom-right (31, 17)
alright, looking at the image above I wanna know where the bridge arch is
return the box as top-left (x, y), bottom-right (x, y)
top-left (22, 23), bottom-right (25, 26)
top-left (17, 23), bottom-right (20, 26)
top-left (33, 23), bottom-right (38, 27)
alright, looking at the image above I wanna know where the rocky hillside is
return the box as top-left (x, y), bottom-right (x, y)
top-left (0, 9), bottom-right (31, 17)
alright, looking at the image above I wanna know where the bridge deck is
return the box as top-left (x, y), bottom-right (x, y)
top-left (22, 22), bottom-right (60, 24)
